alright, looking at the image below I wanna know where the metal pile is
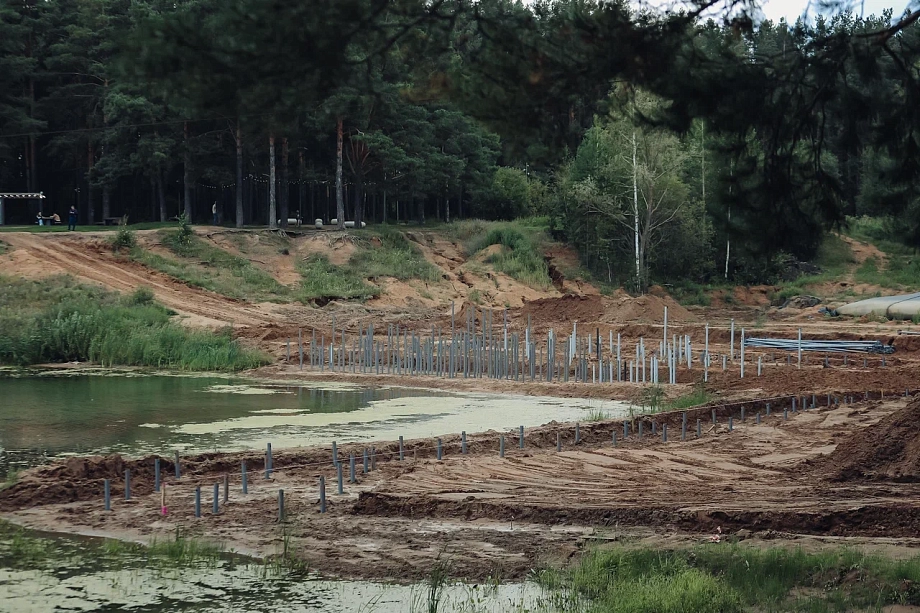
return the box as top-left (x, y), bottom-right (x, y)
top-left (744, 337), bottom-right (895, 354)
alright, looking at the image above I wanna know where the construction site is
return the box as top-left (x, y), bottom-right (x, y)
top-left (1, 224), bottom-right (920, 609)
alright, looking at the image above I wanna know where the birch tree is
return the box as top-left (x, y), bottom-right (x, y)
top-left (567, 95), bottom-right (690, 292)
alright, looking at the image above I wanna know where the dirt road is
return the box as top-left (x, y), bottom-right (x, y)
top-left (1, 232), bottom-right (281, 328)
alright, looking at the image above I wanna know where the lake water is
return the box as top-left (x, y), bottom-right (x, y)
top-left (0, 371), bottom-right (603, 611)
top-left (0, 370), bottom-right (631, 478)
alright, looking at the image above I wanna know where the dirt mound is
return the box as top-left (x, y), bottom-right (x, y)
top-left (822, 397), bottom-right (920, 482)
top-left (601, 292), bottom-right (694, 325)
top-left (523, 294), bottom-right (605, 323)
top-left (0, 454), bottom-right (136, 510)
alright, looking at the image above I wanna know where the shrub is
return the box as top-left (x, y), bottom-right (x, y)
top-left (110, 227), bottom-right (136, 252)
top-left (125, 286), bottom-right (155, 306)
top-left (0, 276), bottom-right (269, 370)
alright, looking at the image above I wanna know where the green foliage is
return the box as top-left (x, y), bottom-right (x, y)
top-left (584, 408), bottom-right (610, 422)
top-left (666, 384), bottom-right (713, 410)
top-left (348, 227), bottom-right (440, 282)
top-left (176, 213), bottom-right (194, 246)
top-left (0, 276), bottom-right (268, 370)
top-left (124, 286), bottom-right (155, 306)
top-left (297, 254), bottom-right (379, 302)
top-left (636, 385), bottom-right (665, 414)
top-left (1, 470), bottom-right (19, 491)
top-left (539, 544), bottom-right (920, 613)
top-left (485, 167), bottom-right (531, 219)
top-left (110, 226), bottom-right (137, 252)
top-left (467, 224), bottom-right (551, 289)
top-left (854, 257), bottom-right (920, 291)
top-left (672, 283), bottom-right (716, 307)
top-left (144, 230), bottom-right (291, 302)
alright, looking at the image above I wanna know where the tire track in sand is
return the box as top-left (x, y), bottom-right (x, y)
top-left (1, 233), bottom-right (273, 328)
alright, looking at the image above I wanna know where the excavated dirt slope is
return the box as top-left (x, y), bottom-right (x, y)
top-left (821, 397), bottom-right (920, 482)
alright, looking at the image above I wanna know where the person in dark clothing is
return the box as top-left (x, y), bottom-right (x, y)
top-left (68, 206), bottom-right (78, 231)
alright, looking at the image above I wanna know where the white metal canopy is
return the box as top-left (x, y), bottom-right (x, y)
top-left (0, 192), bottom-right (46, 225)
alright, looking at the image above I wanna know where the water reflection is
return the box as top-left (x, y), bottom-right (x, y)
top-left (0, 528), bottom-right (550, 612)
top-left (0, 372), bottom-right (629, 478)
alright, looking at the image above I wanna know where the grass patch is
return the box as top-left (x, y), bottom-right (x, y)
top-left (855, 256), bottom-right (920, 291)
top-left (584, 408), bottom-right (611, 422)
top-left (845, 215), bottom-right (916, 256)
top-left (537, 544), bottom-right (920, 613)
top-left (0, 275), bottom-right (269, 370)
top-left (297, 254), bottom-right (379, 302)
top-left (110, 225), bottom-right (136, 253)
top-left (672, 283), bottom-right (715, 307)
top-left (467, 224), bottom-right (551, 290)
top-left (0, 470), bottom-right (19, 491)
top-left (0, 239), bottom-right (7, 255)
top-left (101, 532), bottom-right (226, 567)
top-left (666, 384), bottom-right (714, 410)
top-left (348, 226), bottom-right (440, 282)
top-left (769, 234), bottom-right (857, 303)
top-left (141, 230), bottom-right (291, 302)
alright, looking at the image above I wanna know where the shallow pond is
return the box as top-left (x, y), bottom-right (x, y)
top-left (0, 371), bottom-right (630, 476)
top-left (0, 525), bottom-right (553, 612)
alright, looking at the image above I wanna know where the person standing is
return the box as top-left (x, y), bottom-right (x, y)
top-left (212, 201), bottom-right (218, 225)
top-left (68, 205), bottom-right (78, 231)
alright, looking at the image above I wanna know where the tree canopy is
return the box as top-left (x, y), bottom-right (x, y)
top-left (1, 0), bottom-right (918, 287)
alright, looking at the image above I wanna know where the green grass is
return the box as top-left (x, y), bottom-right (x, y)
top-left (584, 408), bottom-right (611, 421)
top-left (769, 234), bottom-right (857, 303)
top-left (0, 275), bottom-right (269, 370)
top-left (106, 533), bottom-right (227, 566)
top-left (466, 224), bottom-right (552, 290)
top-left (672, 283), bottom-right (716, 307)
top-left (348, 226), bottom-right (440, 282)
top-left (667, 384), bottom-right (714, 410)
top-left (537, 544), bottom-right (920, 613)
top-left (297, 254), bottom-right (379, 301)
top-left (0, 470), bottom-right (19, 491)
top-left (142, 230), bottom-right (291, 302)
top-left (855, 256), bottom-right (920, 291)
top-left (295, 227), bottom-right (439, 303)
top-left (845, 215), bottom-right (915, 256)
top-left (0, 239), bottom-right (7, 255)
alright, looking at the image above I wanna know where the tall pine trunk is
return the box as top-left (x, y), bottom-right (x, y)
top-left (183, 122), bottom-right (193, 221)
top-left (280, 137), bottom-right (289, 227)
top-left (156, 171), bottom-right (167, 222)
top-left (353, 168), bottom-right (364, 229)
top-left (269, 133), bottom-right (277, 229)
top-left (299, 150), bottom-right (306, 223)
top-left (235, 124), bottom-right (244, 228)
top-left (102, 185), bottom-right (110, 220)
top-left (335, 117), bottom-right (345, 229)
top-left (28, 78), bottom-right (37, 197)
top-left (101, 83), bottom-right (111, 220)
top-left (86, 141), bottom-right (95, 224)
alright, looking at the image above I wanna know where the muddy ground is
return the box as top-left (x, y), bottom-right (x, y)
top-left (4, 395), bottom-right (920, 582)
top-left (3, 228), bottom-right (920, 581)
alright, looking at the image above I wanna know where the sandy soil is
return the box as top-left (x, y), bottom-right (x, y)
top-left (3, 228), bottom-right (920, 582)
top-left (0, 232), bottom-right (283, 328)
top-left (4, 396), bottom-right (920, 583)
